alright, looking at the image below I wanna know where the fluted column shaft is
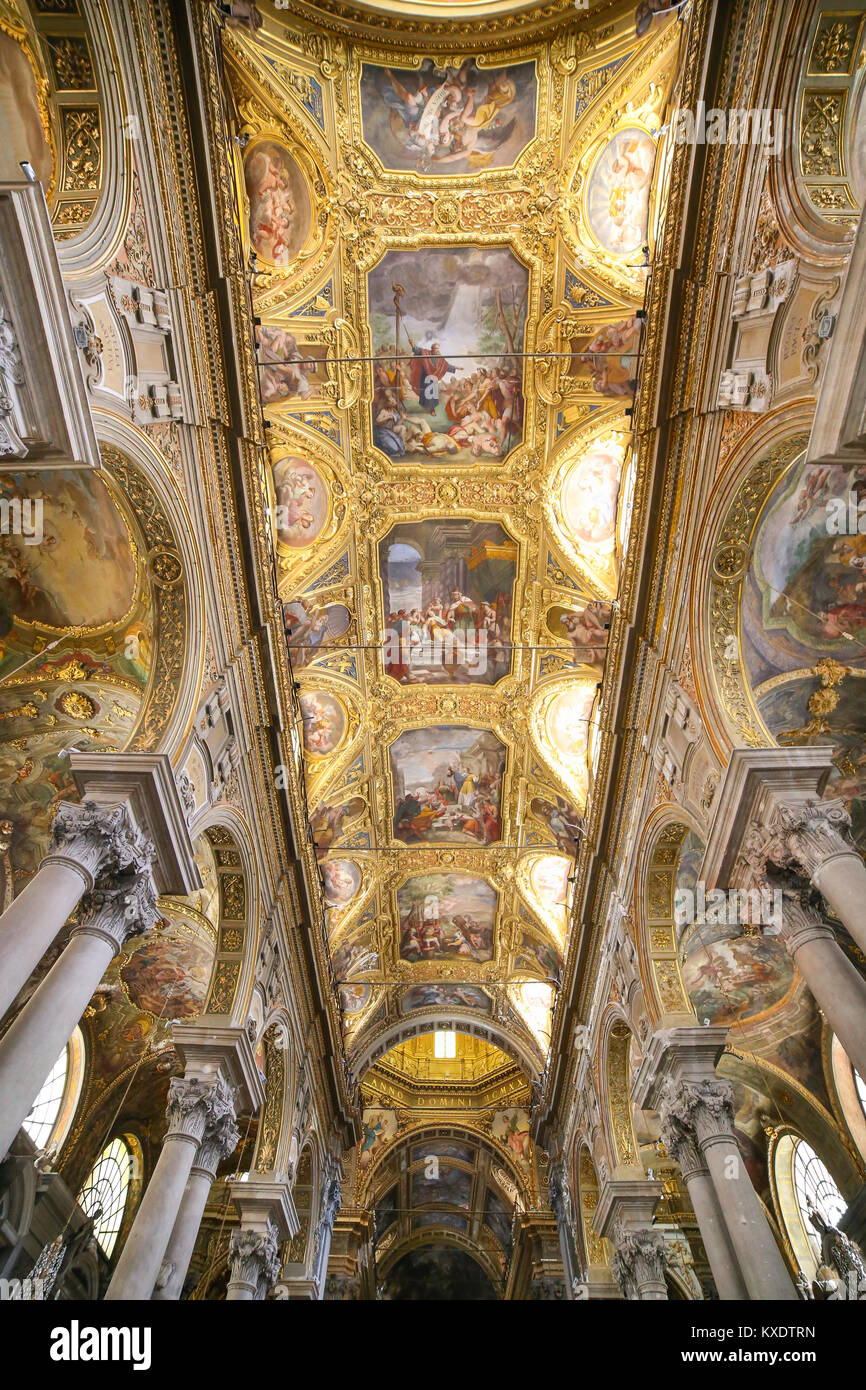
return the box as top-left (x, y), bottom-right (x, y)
top-left (106, 1076), bottom-right (234, 1301)
top-left (671, 1080), bottom-right (796, 1300)
top-left (152, 1095), bottom-right (240, 1301)
top-left (0, 870), bottom-right (157, 1162)
top-left (661, 1118), bottom-right (749, 1300)
top-left (0, 800), bottom-right (147, 1020)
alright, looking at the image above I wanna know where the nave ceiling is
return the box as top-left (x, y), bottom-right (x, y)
top-left (221, 0), bottom-right (681, 1156)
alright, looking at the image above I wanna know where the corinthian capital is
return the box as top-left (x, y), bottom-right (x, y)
top-left (74, 870), bottom-right (159, 952)
top-left (771, 799), bottom-right (854, 878)
top-left (46, 799), bottom-right (156, 892)
top-left (658, 1086), bottom-right (706, 1181)
top-left (659, 1077), bottom-right (735, 1147)
top-left (229, 1223), bottom-right (281, 1297)
top-left (772, 872), bottom-right (835, 955)
top-left (165, 1075), bottom-right (232, 1145)
top-left (194, 1076), bottom-right (241, 1177)
top-left (610, 1222), bottom-right (667, 1299)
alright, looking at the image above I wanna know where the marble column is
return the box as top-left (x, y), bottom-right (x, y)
top-left (227, 1222), bottom-right (282, 1301)
top-left (152, 1083), bottom-right (240, 1301)
top-left (0, 800), bottom-right (149, 1021)
top-left (773, 875), bottom-right (866, 1082)
top-left (548, 1156), bottom-right (580, 1296)
top-left (768, 799), bottom-right (866, 956)
top-left (610, 1223), bottom-right (668, 1300)
top-left (666, 1078), bottom-right (796, 1300)
top-left (594, 1179), bottom-right (666, 1301)
top-left (659, 1101), bottom-right (749, 1299)
top-left (106, 1076), bottom-right (235, 1301)
top-left (229, 1179), bottom-right (298, 1300)
top-left (0, 865), bottom-right (157, 1162)
top-left (312, 1170), bottom-right (342, 1295)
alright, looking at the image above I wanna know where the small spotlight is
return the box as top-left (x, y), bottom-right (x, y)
top-left (19, 160), bottom-right (36, 182)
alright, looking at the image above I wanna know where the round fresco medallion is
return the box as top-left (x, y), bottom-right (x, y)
top-left (244, 140), bottom-right (312, 267)
top-left (272, 457), bottom-right (329, 549)
top-left (546, 686), bottom-right (596, 763)
top-left (561, 447), bottom-right (623, 548)
top-left (340, 982), bottom-right (371, 1014)
top-left (586, 127), bottom-right (656, 256)
top-left (299, 691), bottom-right (346, 756)
top-left (321, 858), bottom-right (361, 907)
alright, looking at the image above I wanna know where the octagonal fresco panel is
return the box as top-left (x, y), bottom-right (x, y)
top-left (368, 246), bottom-right (527, 463)
top-left (397, 872), bottom-right (497, 963)
top-left (359, 59), bottom-right (537, 176)
top-left (587, 127), bottom-right (656, 256)
top-left (379, 519), bottom-right (517, 685)
top-left (390, 725), bottom-right (505, 845)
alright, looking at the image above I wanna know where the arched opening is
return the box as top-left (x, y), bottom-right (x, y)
top-left (22, 1024), bottom-right (85, 1156)
top-left (378, 1243), bottom-right (499, 1300)
top-left (76, 1135), bottom-right (136, 1260)
top-left (771, 1130), bottom-right (848, 1281)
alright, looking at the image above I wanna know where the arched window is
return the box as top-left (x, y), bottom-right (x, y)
top-left (773, 1132), bottom-right (847, 1278)
top-left (77, 1138), bottom-right (133, 1258)
top-left (22, 1026), bottom-right (85, 1153)
top-left (829, 1036), bottom-right (866, 1161)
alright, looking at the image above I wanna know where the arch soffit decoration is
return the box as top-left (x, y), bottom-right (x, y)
top-left (358, 1119), bottom-right (532, 1212)
top-left (690, 405), bottom-right (816, 761)
top-left (94, 414), bottom-right (205, 755)
top-left (634, 806), bottom-right (702, 1027)
top-left (770, 0), bottom-right (866, 263)
top-left (350, 1013), bottom-right (543, 1086)
top-left (598, 1007), bottom-right (641, 1174)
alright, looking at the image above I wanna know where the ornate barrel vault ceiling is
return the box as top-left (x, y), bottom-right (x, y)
top-left (221, 0), bottom-right (683, 1220)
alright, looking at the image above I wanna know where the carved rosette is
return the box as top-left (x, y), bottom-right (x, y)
top-left (228, 1223), bottom-right (281, 1298)
top-left (192, 1076), bottom-right (241, 1178)
top-left (46, 799), bottom-right (155, 892)
top-left (610, 1222), bottom-right (668, 1300)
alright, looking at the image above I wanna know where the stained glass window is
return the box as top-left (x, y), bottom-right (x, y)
top-left (78, 1138), bottom-right (132, 1257)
